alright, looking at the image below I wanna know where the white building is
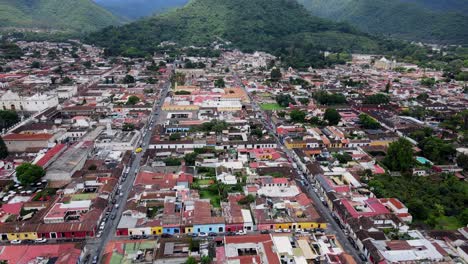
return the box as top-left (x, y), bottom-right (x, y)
top-left (56, 86), bottom-right (78, 99)
top-left (0, 91), bottom-right (59, 112)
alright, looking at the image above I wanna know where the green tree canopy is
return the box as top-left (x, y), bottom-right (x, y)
top-left (270, 68), bottom-right (282, 81)
top-left (359, 114), bottom-right (381, 129)
top-left (290, 110), bottom-right (306, 123)
top-left (0, 137), bottom-right (8, 159)
top-left (123, 74), bottom-right (136, 84)
top-left (418, 137), bottom-right (456, 164)
top-left (16, 163), bottom-right (45, 185)
top-left (323, 108), bottom-right (341, 125)
top-left (363, 93), bottom-right (390, 105)
top-left (383, 138), bottom-right (414, 171)
top-left (0, 110), bottom-right (19, 130)
top-left (214, 78), bottom-right (225, 88)
top-left (126, 95), bottom-right (140, 105)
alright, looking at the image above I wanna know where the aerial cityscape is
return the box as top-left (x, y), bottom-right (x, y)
top-left (0, 0), bottom-right (467, 264)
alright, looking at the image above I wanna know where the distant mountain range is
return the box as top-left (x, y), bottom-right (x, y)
top-left (0, 0), bottom-right (120, 33)
top-left (93, 0), bottom-right (189, 20)
top-left (297, 0), bottom-right (468, 44)
top-left (86, 0), bottom-right (416, 68)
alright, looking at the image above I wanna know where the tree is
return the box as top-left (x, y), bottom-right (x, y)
top-left (184, 152), bottom-right (198, 166)
top-left (122, 123), bottom-right (135, 131)
top-left (313, 91), bottom-right (346, 105)
top-left (185, 257), bottom-right (197, 264)
top-left (250, 128), bottom-right (263, 138)
top-left (16, 163), bottom-right (45, 185)
top-left (383, 138), bottom-right (414, 172)
top-left (126, 95), bottom-right (140, 105)
top-left (275, 94), bottom-right (295, 107)
top-left (323, 108), bottom-right (341, 125)
top-left (0, 137), bottom-right (8, 159)
top-left (421, 77), bottom-right (436, 87)
top-left (418, 137), bottom-right (456, 164)
top-left (169, 133), bottom-right (181, 141)
top-left (298, 98), bottom-right (310, 105)
top-left (83, 61), bottom-right (92, 69)
top-left (270, 68), bottom-right (282, 81)
top-left (363, 93), bottom-right (390, 105)
top-left (62, 76), bottom-right (73, 84)
top-left (417, 93), bottom-right (429, 101)
top-left (122, 74), bottom-right (135, 84)
top-left (384, 81), bottom-right (391, 93)
top-left (457, 154), bottom-right (468, 171)
top-left (359, 114), bottom-right (381, 129)
top-left (335, 153), bottom-right (352, 164)
top-left (31, 61), bottom-right (41, 69)
top-left (290, 110), bottom-right (306, 123)
top-left (214, 78), bottom-right (225, 88)
top-left (0, 110), bottom-right (19, 130)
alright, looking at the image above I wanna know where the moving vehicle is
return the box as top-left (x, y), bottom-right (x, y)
top-left (135, 147), bottom-right (143, 153)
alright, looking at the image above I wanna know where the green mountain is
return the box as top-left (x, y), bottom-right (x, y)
top-left (297, 0), bottom-right (468, 44)
top-left (94, 0), bottom-right (189, 20)
top-left (86, 0), bottom-right (405, 68)
top-left (0, 0), bottom-right (121, 33)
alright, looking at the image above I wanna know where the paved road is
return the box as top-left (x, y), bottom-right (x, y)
top-left (229, 67), bottom-right (364, 263)
top-left (85, 76), bottom-right (172, 263)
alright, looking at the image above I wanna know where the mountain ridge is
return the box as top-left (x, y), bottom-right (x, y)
top-left (0, 0), bottom-right (120, 33)
top-left (297, 0), bottom-right (468, 44)
top-left (93, 0), bottom-right (189, 20)
top-left (86, 0), bottom-right (399, 68)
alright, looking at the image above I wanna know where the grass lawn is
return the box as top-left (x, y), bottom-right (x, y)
top-left (434, 216), bottom-right (461, 230)
top-left (199, 189), bottom-right (221, 208)
top-left (260, 103), bottom-right (284, 111)
top-left (197, 179), bottom-right (215, 185)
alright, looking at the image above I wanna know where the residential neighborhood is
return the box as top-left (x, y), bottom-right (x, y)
top-left (0, 38), bottom-right (466, 264)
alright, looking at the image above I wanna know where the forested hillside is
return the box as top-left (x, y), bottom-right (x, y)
top-left (297, 0), bottom-right (468, 44)
top-left (94, 0), bottom-right (189, 20)
top-left (0, 0), bottom-right (120, 33)
top-left (86, 0), bottom-right (421, 68)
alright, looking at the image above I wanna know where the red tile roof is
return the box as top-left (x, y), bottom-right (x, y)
top-left (35, 144), bottom-right (67, 167)
top-left (2, 133), bottom-right (53, 141)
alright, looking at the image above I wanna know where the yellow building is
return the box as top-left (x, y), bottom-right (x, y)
top-left (151, 226), bottom-right (163, 235)
top-left (284, 140), bottom-right (306, 149)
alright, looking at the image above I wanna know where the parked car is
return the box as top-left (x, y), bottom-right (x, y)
top-left (208, 232), bottom-right (217, 237)
top-left (161, 233), bottom-right (172, 238)
top-left (190, 233), bottom-right (198, 237)
top-left (111, 213), bottom-right (116, 220)
top-left (198, 232), bottom-right (208, 237)
top-left (260, 230), bottom-right (270, 234)
top-left (23, 239), bottom-right (34, 244)
top-left (274, 229), bottom-right (283, 233)
top-left (235, 230), bottom-right (246, 235)
top-left (226, 232), bottom-right (236, 236)
top-left (10, 240), bottom-right (21, 244)
top-left (92, 256), bottom-right (99, 264)
top-left (282, 229), bottom-right (291, 233)
top-left (34, 238), bottom-right (47, 243)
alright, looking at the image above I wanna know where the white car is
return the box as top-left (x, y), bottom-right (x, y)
top-left (274, 229), bottom-right (283, 233)
top-left (282, 229), bottom-right (291, 233)
top-left (295, 228), bottom-right (303, 233)
top-left (34, 238), bottom-right (47, 243)
top-left (198, 232), bottom-right (208, 237)
top-left (10, 240), bottom-right (21, 244)
top-left (320, 197), bottom-right (325, 202)
top-left (235, 230), bottom-right (246, 235)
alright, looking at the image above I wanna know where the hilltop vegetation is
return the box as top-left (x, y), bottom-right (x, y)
top-left (94, 0), bottom-right (189, 20)
top-left (0, 0), bottom-right (120, 33)
top-left (297, 0), bottom-right (468, 44)
top-left (86, 0), bottom-right (425, 68)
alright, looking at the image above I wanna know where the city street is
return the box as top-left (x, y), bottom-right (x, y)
top-left (85, 78), bottom-right (172, 263)
top-left (230, 67), bottom-right (363, 263)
